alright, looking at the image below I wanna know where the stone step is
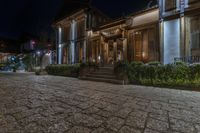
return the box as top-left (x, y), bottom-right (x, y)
top-left (86, 73), bottom-right (116, 79)
top-left (96, 70), bottom-right (114, 74)
top-left (91, 71), bottom-right (114, 76)
top-left (80, 77), bottom-right (124, 84)
top-left (99, 67), bottom-right (113, 70)
top-left (103, 64), bottom-right (114, 67)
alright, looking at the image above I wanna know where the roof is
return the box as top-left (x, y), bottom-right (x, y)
top-left (93, 18), bottom-right (126, 31)
top-left (91, 0), bottom-right (158, 19)
top-left (92, 3), bottom-right (158, 31)
top-left (54, 0), bottom-right (158, 21)
top-left (54, 0), bottom-right (90, 22)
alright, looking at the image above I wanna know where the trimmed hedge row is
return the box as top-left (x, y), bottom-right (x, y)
top-left (115, 61), bottom-right (200, 88)
top-left (46, 64), bottom-right (80, 77)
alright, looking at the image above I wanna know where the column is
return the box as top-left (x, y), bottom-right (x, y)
top-left (83, 40), bottom-right (86, 63)
top-left (70, 20), bottom-right (76, 64)
top-left (180, 16), bottom-right (185, 57)
top-left (123, 39), bottom-right (127, 60)
top-left (104, 42), bottom-right (108, 64)
top-left (58, 27), bottom-right (62, 64)
top-left (159, 19), bottom-right (164, 64)
top-left (100, 37), bottom-right (104, 65)
top-left (113, 41), bottom-right (117, 63)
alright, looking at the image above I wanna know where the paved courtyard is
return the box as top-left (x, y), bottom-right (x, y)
top-left (1, 73), bottom-right (200, 133)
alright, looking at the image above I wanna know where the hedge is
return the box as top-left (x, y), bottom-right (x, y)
top-left (115, 61), bottom-right (200, 88)
top-left (46, 64), bottom-right (80, 77)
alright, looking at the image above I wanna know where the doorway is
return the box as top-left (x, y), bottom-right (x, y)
top-left (107, 40), bottom-right (114, 64)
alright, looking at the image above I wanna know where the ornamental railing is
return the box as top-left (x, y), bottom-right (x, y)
top-left (174, 56), bottom-right (200, 64)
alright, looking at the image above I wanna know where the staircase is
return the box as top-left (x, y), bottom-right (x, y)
top-left (80, 65), bottom-right (124, 84)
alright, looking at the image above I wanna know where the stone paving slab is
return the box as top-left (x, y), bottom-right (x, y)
top-left (1, 73), bottom-right (200, 133)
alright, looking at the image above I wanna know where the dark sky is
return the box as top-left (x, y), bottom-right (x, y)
top-left (0, 0), bottom-right (151, 39)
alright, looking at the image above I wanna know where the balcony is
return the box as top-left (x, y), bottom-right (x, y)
top-left (165, 0), bottom-right (177, 12)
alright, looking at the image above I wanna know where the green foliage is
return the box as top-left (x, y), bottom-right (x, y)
top-left (35, 69), bottom-right (41, 75)
top-left (46, 64), bottom-right (80, 77)
top-left (147, 61), bottom-right (161, 66)
top-left (23, 54), bottom-right (35, 71)
top-left (114, 61), bottom-right (200, 88)
top-left (128, 61), bottom-right (144, 83)
top-left (114, 61), bottom-right (129, 77)
top-left (0, 63), bottom-right (6, 67)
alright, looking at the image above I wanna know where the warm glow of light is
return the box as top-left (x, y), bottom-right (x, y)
top-left (88, 30), bottom-right (93, 36)
top-left (98, 55), bottom-right (101, 60)
top-left (142, 52), bottom-right (146, 58)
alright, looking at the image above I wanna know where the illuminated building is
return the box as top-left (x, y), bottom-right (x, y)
top-left (54, 0), bottom-right (200, 65)
top-left (160, 0), bottom-right (200, 64)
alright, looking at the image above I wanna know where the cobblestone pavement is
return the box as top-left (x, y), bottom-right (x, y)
top-left (1, 73), bottom-right (200, 133)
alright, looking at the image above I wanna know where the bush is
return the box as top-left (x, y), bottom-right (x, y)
top-left (128, 61), bottom-right (144, 83)
top-left (114, 61), bottom-right (129, 77)
top-left (35, 70), bottom-right (41, 75)
top-left (46, 64), bottom-right (80, 77)
top-left (114, 61), bottom-right (200, 88)
top-left (147, 61), bottom-right (161, 66)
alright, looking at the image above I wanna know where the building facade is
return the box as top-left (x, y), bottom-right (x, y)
top-left (54, 0), bottom-right (200, 65)
top-left (54, 8), bottom-right (108, 64)
top-left (160, 0), bottom-right (200, 64)
top-left (0, 38), bottom-right (20, 64)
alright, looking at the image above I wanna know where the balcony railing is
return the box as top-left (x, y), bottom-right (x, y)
top-left (165, 0), bottom-right (177, 11)
top-left (174, 56), bottom-right (200, 64)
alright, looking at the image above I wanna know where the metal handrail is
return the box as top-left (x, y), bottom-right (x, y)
top-left (174, 56), bottom-right (200, 64)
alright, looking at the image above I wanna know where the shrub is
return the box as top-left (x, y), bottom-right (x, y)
top-left (128, 61), bottom-right (144, 83)
top-left (46, 64), bottom-right (80, 77)
top-left (173, 62), bottom-right (190, 81)
top-left (147, 61), bottom-right (161, 66)
top-left (114, 61), bottom-right (129, 75)
top-left (113, 61), bottom-right (200, 88)
top-left (35, 70), bottom-right (41, 75)
top-left (189, 64), bottom-right (200, 81)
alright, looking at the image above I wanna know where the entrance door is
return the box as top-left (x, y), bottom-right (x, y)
top-left (107, 41), bottom-right (114, 64)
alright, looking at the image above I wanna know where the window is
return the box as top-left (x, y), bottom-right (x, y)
top-left (190, 15), bottom-right (200, 56)
top-left (165, 0), bottom-right (177, 11)
top-left (133, 27), bottom-right (159, 62)
top-left (77, 20), bottom-right (85, 39)
top-left (62, 26), bottom-right (70, 43)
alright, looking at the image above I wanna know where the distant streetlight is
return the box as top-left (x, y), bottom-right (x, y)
top-left (36, 51), bottom-right (41, 56)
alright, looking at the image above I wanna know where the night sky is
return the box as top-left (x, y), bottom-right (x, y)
top-left (0, 0), bottom-right (150, 39)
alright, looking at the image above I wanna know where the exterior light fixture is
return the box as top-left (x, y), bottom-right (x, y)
top-left (98, 55), bottom-right (101, 60)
